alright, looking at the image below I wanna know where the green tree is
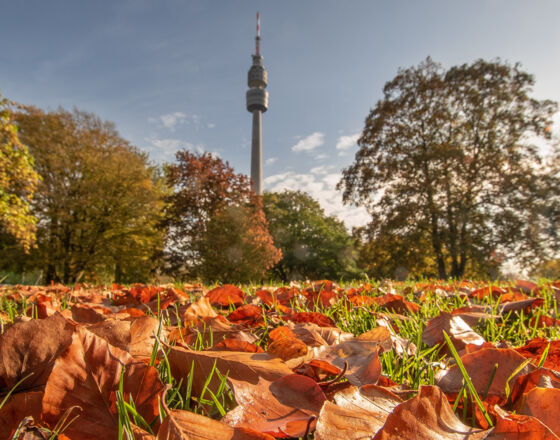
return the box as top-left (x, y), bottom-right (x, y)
top-left (7, 107), bottom-right (166, 283)
top-left (164, 151), bottom-right (281, 282)
top-left (339, 58), bottom-right (559, 279)
top-left (263, 190), bottom-right (361, 281)
top-left (0, 92), bottom-right (40, 250)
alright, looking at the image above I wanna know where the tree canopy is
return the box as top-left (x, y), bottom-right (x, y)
top-left (164, 151), bottom-right (281, 282)
top-left (6, 107), bottom-right (166, 283)
top-left (263, 190), bottom-right (361, 281)
top-left (0, 92), bottom-right (39, 251)
top-left (339, 58), bottom-right (559, 279)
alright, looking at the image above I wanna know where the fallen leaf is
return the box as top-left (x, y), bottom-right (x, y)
top-left (436, 348), bottom-right (535, 401)
top-left (315, 384), bottom-right (403, 440)
top-left (0, 313), bottom-right (75, 390)
top-left (41, 326), bottom-right (164, 440)
top-left (157, 407), bottom-right (273, 440)
top-left (515, 387), bottom-right (560, 437)
top-left (227, 305), bottom-right (264, 327)
top-left (485, 405), bottom-right (560, 439)
top-left (209, 339), bottom-right (264, 353)
top-left (223, 374), bottom-right (325, 438)
top-left (315, 339), bottom-right (382, 387)
top-left (0, 391), bottom-right (43, 439)
top-left (422, 312), bottom-right (485, 351)
top-left (167, 346), bottom-right (293, 398)
top-left (372, 385), bottom-right (488, 439)
top-left (206, 285), bottom-right (245, 308)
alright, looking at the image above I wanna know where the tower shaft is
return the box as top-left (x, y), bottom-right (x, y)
top-left (251, 110), bottom-right (262, 195)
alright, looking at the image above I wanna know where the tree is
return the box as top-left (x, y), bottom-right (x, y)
top-left (263, 190), bottom-right (361, 281)
top-left (339, 58), bottom-right (559, 279)
top-left (0, 92), bottom-right (40, 250)
top-left (7, 107), bottom-right (166, 283)
top-left (164, 151), bottom-right (281, 282)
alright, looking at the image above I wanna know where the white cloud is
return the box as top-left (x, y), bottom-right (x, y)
top-left (149, 112), bottom-right (207, 131)
top-left (144, 137), bottom-right (205, 161)
top-left (336, 133), bottom-right (360, 156)
top-left (263, 171), bottom-right (369, 229)
top-left (291, 132), bottom-right (325, 152)
top-left (265, 157), bottom-right (278, 165)
top-left (310, 165), bottom-right (334, 175)
top-left (336, 133), bottom-right (360, 151)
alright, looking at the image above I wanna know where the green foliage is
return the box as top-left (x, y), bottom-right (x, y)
top-left (339, 57), bottom-right (559, 279)
top-left (2, 107), bottom-right (166, 283)
top-left (263, 190), bottom-right (361, 281)
top-left (164, 151), bottom-right (281, 282)
top-left (0, 92), bottom-right (40, 251)
top-left (531, 259), bottom-right (560, 280)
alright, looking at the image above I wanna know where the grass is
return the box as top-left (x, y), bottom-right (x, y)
top-left (0, 278), bottom-right (559, 438)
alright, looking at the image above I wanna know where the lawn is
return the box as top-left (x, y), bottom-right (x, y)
top-left (0, 279), bottom-right (559, 439)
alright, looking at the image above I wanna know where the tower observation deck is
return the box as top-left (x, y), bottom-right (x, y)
top-left (246, 12), bottom-right (268, 195)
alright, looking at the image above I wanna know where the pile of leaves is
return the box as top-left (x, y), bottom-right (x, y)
top-left (1, 279), bottom-right (560, 439)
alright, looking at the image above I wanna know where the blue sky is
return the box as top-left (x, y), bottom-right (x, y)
top-left (2, 0), bottom-right (560, 228)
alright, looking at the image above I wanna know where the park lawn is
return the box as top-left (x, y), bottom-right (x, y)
top-left (0, 279), bottom-right (559, 439)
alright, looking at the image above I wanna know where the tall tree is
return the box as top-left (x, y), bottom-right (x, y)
top-left (9, 107), bottom-right (165, 283)
top-left (164, 151), bottom-right (281, 282)
top-left (339, 58), bottom-right (559, 279)
top-left (263, 190), bottom-right (361, 281)
top-left (0, 92), bottom-right (39, 250)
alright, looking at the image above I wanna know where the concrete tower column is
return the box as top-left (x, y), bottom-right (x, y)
top-left (246, 12), bottom-right (268, 196)
top-left (251, 110), bottom-right (262, 195)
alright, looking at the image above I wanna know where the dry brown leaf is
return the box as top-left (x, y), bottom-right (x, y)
top-left (157, 407), bottom-right (273, 440)
top-left (287, 322), bottom-right (353, 347)
top-left (515, 387), bottom-right (560, 437)
top-left (358, 326), bottom-right (416, 356)
top-left (223, 374), bottom-right (325, 438)
top-left (267, 337), bottom-right (308, 361)
top-left (0, 391), bottom-right (43, 439)
top-left (209, 339), bottom-right (264, 353)
top-left (206, 285), bottom-right (245, 308)
top-left (86, 316), bottom-right (160, 359)
top-left (41, 326), bottom-right (164, 440)
top-left (437, 348), bottom-right (535, 401)
top-left (167, 346), bottom-right (293, 397)
top-left (183, 296), bottom-right (218, 327)
top-left (315, 339), bottom-right (382, 387)
top-left (372, 385), bottom-right (488, 439)
top-left (486, 405), bottom-right (560, 439)
top-left (315, 384), bottom-right (403, 440)
top-left (422, 312), bottom-right (485, 351)
top-left (0, 312), bottom-right (75, 390)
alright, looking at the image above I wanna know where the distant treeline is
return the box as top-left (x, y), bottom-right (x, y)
top-left (1, 58), bottom-right (559, 282)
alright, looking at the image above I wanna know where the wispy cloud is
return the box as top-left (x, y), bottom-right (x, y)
top-left (291, 132), bottom-right (325, 152)
top-left (310, 165), bottom-right (334, 175)
top-left (149, 112), bottom-right (208, 131)
top-left (265, 157), bottom-right (278, 165)
top-left (263, 170), bottom-right (369, 229)
top-left (336, 133), bottom-right (360, 156)
top-left (144, 136), bottom-right (205, 161)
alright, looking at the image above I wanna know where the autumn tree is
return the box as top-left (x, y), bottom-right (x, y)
top-left (0, 92), bottom-right (40, 250)
top-left (339, 58), bottom-right (559, 279)
top-left (164, 151), bottom-right (281, 282)
top-left (4, 107), bottom-right (166, 283)
top-left (263, 190), bottom-right (361, 281)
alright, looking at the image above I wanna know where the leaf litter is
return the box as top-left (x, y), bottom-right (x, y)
top-left (0, 279), bottom-right (559, 438)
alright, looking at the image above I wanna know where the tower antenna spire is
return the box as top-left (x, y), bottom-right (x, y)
top-left (256, 12), bottom-right (261, 56)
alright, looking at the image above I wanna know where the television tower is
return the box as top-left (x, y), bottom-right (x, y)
top-left (246, 12), bottom-right (268, 195)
